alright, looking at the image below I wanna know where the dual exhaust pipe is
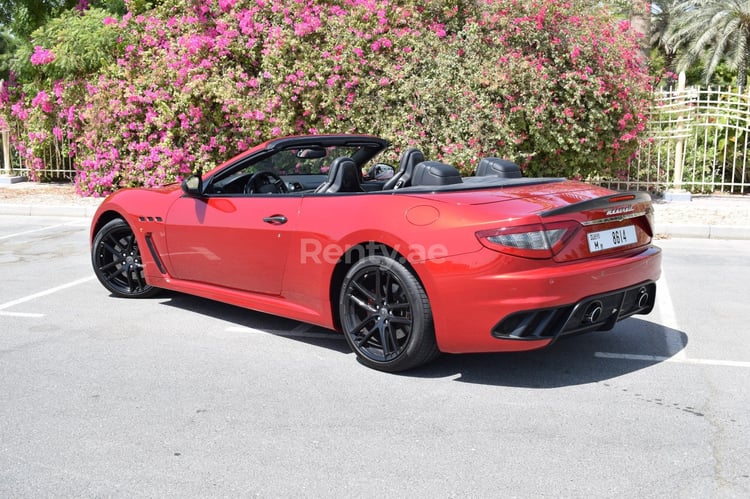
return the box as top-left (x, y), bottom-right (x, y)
top-left (582, 287), bottom-right (650, 324)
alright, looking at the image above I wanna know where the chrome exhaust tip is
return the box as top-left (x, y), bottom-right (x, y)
top-left (637, 288), bottom-right (649, 308)
top-left (584, 301), bottom-right (603, 324)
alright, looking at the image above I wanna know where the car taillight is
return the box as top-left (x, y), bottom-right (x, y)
top-left (476, 221), bottom-right (580, 259)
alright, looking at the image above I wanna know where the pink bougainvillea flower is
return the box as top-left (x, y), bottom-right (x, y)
top-left (30, 46), bottom-right (55, 66)
top-left (2, 0), bottom-right (651, 196)
top-left (11, 102), bottom-right (29, 120)
top-left (31, 90), bottom-right (54, 113)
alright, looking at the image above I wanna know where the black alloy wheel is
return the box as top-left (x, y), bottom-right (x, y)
top-left (339, 255), bottom-right (439, 372)
top-left (92, 218), bottom-right (159, 298)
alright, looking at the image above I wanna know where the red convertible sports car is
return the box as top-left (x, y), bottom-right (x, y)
top-left (90, 134), bottom-right (662, 372)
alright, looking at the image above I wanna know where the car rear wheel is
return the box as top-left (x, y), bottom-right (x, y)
top-left (92, 218), bottom-right (159, 298)
top-left (339, 255), bottom-right (439, 372)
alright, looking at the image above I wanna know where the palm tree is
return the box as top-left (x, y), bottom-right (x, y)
top-left (669, 0), bottom-right (750, 88)
top-left (652, 1), bottom-right (690, 87)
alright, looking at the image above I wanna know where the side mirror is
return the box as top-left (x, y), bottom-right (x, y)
top-left (181, 175), bottom-right (203, 197)
top-left (368, 163), bottom-right (395, 180)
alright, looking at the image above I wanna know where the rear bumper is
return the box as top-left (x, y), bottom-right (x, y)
top-left (419, 245), bottom-right (662, 353)
top-left (491, 281), bottom-right (656, 341)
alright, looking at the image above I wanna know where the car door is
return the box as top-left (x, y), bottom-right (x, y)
top-left (163, 195), bottom-right (301, 295)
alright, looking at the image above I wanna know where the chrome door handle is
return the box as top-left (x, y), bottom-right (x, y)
top-left (263, 215), bottom-right (288, 225)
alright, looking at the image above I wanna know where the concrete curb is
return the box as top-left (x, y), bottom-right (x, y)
top-left (0, 203), bottom-right (102, 218)
top-left (654, 223), bottom-right (750, 240)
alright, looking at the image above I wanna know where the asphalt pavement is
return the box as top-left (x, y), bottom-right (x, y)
top-left (1, 215), bottom-right (749, 497)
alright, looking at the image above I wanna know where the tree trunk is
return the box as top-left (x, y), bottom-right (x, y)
top-left (665, 51), bottom-right (677, 89)
top-left (738, 59), bottom-right (747, 90)
top-left (630, 0), bottom-right (651, 68)
top-left (740, 33), bottom-right (750, 90)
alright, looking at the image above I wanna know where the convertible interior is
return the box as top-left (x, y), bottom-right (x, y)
top-left (204, 144), bottom-right (531, 197)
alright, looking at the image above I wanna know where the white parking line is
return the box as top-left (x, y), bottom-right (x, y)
top-left (595, 352), bottom-right (750, 368)
top-left (0, 221), bottom-right (83, 241)
top-left (595, 270), bottom-right (750, 368)
top-left (226, 326), bottom-right (344, 341)
top-left (655, 273), bottom-right (686, 360)
top-left (0, 276), bottom-right (95, 311)
top-left (0, 311), bottom-right (45, 318)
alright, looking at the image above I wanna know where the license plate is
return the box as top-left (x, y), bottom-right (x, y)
top-left (587, 225), bottom-right (637, 253)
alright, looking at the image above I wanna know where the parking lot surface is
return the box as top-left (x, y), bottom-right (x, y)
top-left (1, 215), bottom-right (748, 497)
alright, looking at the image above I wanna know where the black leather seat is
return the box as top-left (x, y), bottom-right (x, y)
top-left (317, 157), bottom-right (363, 193)
top-left (382, 148), bottom-right (425, 190)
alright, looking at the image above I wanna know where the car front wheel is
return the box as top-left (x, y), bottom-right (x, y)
top-left (91, 218), bottom-right (159, 298)
top-left (339, 255), bottom-right (439, 372)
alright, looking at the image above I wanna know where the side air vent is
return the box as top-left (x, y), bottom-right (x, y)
top-left (144, 234), bottom-right (167, 274)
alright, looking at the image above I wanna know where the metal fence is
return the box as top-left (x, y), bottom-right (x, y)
top-left (1, 126), bottom-right (76, 181)
top-left (597, 82), bottom-right (750, 194)
top-left (4, 83), bottom-right (750, 193)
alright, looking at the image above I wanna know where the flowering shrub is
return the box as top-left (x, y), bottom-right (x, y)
top-left (1, 0), bottom-right (651, 195)
top-left (396, 1), bottom-right (652, 177)
top-left (2, 7), bottom-right (123, 184)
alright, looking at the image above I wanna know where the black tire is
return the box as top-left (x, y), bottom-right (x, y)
top-left (339, 255), bottom-right (439, 372)
top-left (91, 218), bottom-right (159, 298)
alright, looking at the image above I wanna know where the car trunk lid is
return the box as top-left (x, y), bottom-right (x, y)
top-left (538, 190), bottom-right (655, 262)
top-left (455, 181), bottom-right (656, 262)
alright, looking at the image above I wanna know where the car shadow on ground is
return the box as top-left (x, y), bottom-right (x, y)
top-left (157, 291), bottom-right (687, 388)
top-left (156, 291), bottom-right (352, 354)
top-left (410, 319), bottom-right (688, 387)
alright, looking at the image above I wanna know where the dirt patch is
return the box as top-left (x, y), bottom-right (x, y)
top-left (0, 182), bottom-right (102, 206)
top-left (652, 196), bottom-right (750, 227)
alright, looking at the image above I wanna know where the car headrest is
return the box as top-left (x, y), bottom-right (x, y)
top-left (476, 157), bottom-right (522, 178)
top-left (410, 161), bottom-right (462, 187)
